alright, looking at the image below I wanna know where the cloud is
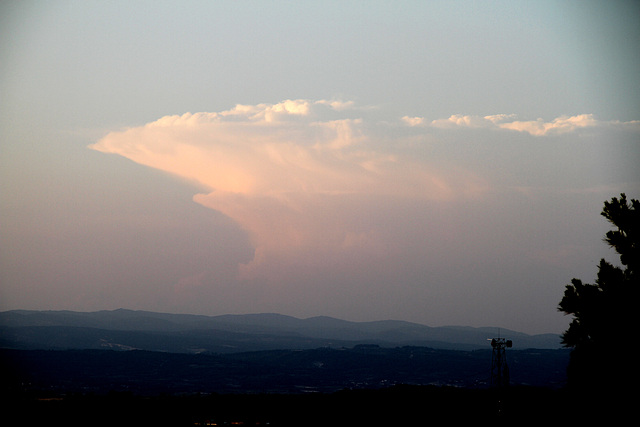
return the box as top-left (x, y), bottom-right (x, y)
top-left (406, 112), bottom-right (629, 136)
top-left (92, 100), bottom-right (482, 278)
top-left (495, 114), bottom-right (598, 136)
top-left (90, 100), bottom-right (637, 282)
top-left (429, 114), bottom-right (498, 129)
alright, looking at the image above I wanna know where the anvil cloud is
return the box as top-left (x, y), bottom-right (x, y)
top-left (91, 100), bottom-right (637, 292)
top-left (92, 100), bottom-right (487, 278)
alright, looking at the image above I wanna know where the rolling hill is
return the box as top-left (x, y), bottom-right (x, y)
top-left (0, 309), bottom-right (562, 353)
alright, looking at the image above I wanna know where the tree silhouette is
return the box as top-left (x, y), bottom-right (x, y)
top-left (558, 193), bottom-right (638, 390)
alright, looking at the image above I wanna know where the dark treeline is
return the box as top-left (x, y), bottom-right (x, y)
top-left (1, 346), bottom-right (569, 395)
top-left (5, 382), bottom-right (627, 426)
top-left (558, 194), bottom-right (639, 392)
top-left (3, 345), bottom-right (625, 426)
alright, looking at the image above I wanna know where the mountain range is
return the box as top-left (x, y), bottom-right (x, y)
top-left (1, 309), bottom-right (571, 401)
top-left (0, 309), bottom-right (562, 353)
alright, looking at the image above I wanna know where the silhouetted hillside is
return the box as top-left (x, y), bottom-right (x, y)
top-left (1, 346), bottom-right (569, 396)
top-left (0, 345), bottom-right (581, 426)
top-left (0, 311), bottom-right (591, 424)
top-left (3, 380), bottom-right (593, 426)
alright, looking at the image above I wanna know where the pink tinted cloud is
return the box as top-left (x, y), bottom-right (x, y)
top-left (92, 100), bottom-right (631, 283)
top-left (91, 100), bottom-right (489, 279)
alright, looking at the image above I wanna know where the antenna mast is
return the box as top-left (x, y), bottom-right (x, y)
top-left (489, 337), bottom-right (512, 388)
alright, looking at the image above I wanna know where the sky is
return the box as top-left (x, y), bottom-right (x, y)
top-left (1, 0), bottom-right (638, 335)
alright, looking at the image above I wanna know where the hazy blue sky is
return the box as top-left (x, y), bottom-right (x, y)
top-left (1, 0), bottom-right (638, 334)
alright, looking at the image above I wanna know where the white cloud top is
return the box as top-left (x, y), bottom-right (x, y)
top-left (415, 113), bottom-right (602, 136)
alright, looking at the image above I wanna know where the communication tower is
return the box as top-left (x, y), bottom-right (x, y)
top-left (489, 336), bottom-right (512, 388)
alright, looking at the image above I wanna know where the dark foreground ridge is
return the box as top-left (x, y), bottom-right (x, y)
top-left (1, 346), bottom-right (631, 424)
top-left (5, 384), bottom-right (598, 426)
top-left (1, 310), bottom-right (631, 424)
top-left (1, 346), bottom-right (569, 394)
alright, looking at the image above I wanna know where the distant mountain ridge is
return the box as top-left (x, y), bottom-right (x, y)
top-left (0, 309), bottom-right (562, 353)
